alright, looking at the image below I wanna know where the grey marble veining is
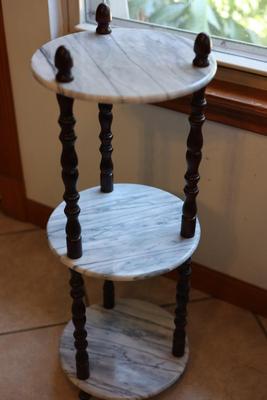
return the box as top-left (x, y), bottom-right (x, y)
top-left (47, 184), bottom-right (200, 281)
top-left (31, 28), bottom-right (216, 104)
top-left (60, 299), bottom-right (188, 400)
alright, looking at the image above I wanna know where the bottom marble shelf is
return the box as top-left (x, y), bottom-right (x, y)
top-left (60, 299), bottom-right (188, 400)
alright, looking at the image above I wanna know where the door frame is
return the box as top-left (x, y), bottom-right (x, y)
top-left (0, 0), bottom-right (27, 220)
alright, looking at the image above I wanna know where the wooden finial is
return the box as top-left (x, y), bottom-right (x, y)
top-left (55, 45), bottom-right (74, 83)
top-left (193, 33), bottom-right (211, 68)
top-left (96, 3), bottom-right (112, 35)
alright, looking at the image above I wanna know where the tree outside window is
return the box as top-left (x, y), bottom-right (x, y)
top-left (126, 0), bottom-right (267, 46)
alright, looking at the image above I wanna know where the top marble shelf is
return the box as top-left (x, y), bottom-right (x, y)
top-left (31, 28), bottom-right (217, 104)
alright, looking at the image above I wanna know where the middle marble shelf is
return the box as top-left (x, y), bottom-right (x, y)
top-left (47, 183), bottom-right (200, 281)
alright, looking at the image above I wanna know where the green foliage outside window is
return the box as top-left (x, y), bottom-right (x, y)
top-left (127, 0), bottom-right (267, 46)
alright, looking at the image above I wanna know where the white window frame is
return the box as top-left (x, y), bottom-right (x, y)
top-left (58, 0), bottom-right (267, 82)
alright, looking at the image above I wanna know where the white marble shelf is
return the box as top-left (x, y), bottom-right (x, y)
top-left (47, 184), bottom-right (200, 281)
top-left (60, 299), bottom-right (188, 400)
top-left (31, 28), bottom-right (216, 104)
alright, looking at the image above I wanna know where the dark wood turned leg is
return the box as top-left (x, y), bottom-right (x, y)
top-left (98, 103), bottom-right (115, 308)
top-left (98, 103), bottom-right (113, 193)
top-left (57, 94), bottom-right (82, 259)
top-left (103, 280), bottom-right (115, 309)
top-left (172, 258), bottom-right (192, 357)
top-left (181, 87), bottom-right (206, 238)
top-left (70, 270), bottom-right (89, 379)
top-left (79, 390), bottom-right (91, 400)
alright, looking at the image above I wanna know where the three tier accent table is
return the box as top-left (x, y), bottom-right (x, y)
top-left (31, 4), bottom-right (217, 400)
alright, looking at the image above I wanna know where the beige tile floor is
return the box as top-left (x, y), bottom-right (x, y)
top-left (0, 212), bottom-right (266, 400)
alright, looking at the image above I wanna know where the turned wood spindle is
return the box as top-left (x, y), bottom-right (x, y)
top-left (57, 93), bottom-right (82, 259)
top-left (98, 103), bottom-right (115, 308)
top-left (181, 33), bottom-right (210, 239)
top-left (96, 3), bottom-right (112, 35)
top-left (55, 47), bottom-right (82, 259)
top-left (172, 259), bottom-right (192, 357)
top-left (70, 270), bottom-right (90, 380)
top-left (55, 45), bottom-right (74, 83)
top-left (180, 87), bottom-right (206, 238)
top-left (98, 103), bottom-right (114, 193)
top-left (103, 280), bottom-right (115, 309)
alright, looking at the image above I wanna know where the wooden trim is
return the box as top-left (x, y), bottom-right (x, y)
top-left (0, 1), bottom-right (27, 219)
top-left (0, 175), bottom-right (26, 220)
top-left (166, 262), bottom-right (267, 318)
top-left (26, 199), bottom-right (53, 229)
top-left (156, 80), bottom-right (267, 135)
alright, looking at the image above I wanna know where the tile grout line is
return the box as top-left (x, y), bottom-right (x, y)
top-left (0, 321), bottom-right (68, 337)
top-left (253, 314), bottom-right (267, 339)
top-left (0, 227), bottom-right (41, 237)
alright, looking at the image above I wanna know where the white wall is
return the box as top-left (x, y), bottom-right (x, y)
top-left (2, 0), bottom-right (267, 289)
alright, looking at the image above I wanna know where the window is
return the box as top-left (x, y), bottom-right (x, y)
top-left (113, 1), bottom-right (267, 47)
top-left (84, 0), bottom-right (267, 72)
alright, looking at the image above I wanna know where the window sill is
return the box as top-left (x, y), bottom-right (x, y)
top-left (155, 80), bottom-right (267, 135)
top-left (75, 23), bottom-right (266, 135)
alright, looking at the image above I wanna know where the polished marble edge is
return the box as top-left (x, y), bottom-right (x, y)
top-left (47, 184), bottom-right (201, 281)
top-left (31, 28), bottom-right (217, 104)
top-left (60, 299), bottom-right (189, 400)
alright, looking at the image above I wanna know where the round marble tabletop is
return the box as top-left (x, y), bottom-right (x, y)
top-left (60, 299), bottom-right (189, 400)
top-left (31, 28), bottom-right (217, 104)
top-left (47, 184), bottom-right (200, 281)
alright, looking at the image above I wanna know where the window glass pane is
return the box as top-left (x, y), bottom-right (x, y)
top-left (110, 0), bottom-right (267, 47)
